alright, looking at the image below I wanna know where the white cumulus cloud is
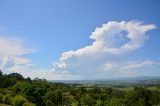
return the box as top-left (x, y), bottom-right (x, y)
top-left (53, 21), bottom-right (156, 79)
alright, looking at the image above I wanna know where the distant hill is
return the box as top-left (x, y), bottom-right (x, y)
top-left (49, 76), bottom-right (160, 86)
top-left (107, 76), bottom-right (160, 81)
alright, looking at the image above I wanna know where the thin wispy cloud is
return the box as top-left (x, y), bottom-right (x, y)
top-left (0, 37), bottom-right (35, 73)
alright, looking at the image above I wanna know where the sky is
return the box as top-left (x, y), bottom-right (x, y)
top-left (0, 0), bottom-right (160, 80)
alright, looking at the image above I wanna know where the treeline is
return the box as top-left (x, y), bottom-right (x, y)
top-left (0, 70), bottom-right (160, 106)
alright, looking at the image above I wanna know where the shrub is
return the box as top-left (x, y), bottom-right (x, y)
top-left (12, 95), bottom-right (26, 106)
top-left (0, 94), bottom-right (4, 102)
top-left (22, 102), bottom-right (36, 106)
top-left (2, 94), bottom-right (12, 104)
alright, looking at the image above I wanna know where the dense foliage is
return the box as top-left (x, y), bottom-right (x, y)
top-left (0, 70), bottom-right (160, 106)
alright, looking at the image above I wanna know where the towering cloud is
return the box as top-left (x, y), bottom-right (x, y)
top-left (53, 21), bottom-right (156, 79)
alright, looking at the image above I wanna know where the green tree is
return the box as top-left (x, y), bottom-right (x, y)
top-left (0, 70), bottom-right (2, 76)
top-left (95, 99), bottom-right (102, 106)
top-left (80, 94), bottom-right (96, 106)
top-left (71, 101), bottom-right (78, 106)
top-left (8, 73), bottom-right (24, 80)
top-left (108, 97), bottom-right (124, 106)
top-left (12, 82), bottom-right (30, 95)
top-left (150, 90), bottom-right (160, 105)
top-left (21, 85), bottom-right (43, 105)
top-left (26, 77), bottom-right (32, 84)
top-left (44, 89), bottom-right (62, 105)
top-left (124, 87), bottom-right (152, 106)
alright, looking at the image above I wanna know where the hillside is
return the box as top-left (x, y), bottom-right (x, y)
top-left (0, 70), bottom-right (160, 106)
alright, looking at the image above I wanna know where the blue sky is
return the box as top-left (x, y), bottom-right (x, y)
top-left (0, 0), bottom-right (160, 80)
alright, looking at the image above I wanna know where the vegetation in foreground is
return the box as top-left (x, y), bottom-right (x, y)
top-left (0, 70), bottom-right (160, 106)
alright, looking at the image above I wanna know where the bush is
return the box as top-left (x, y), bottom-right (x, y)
top-left (12, 95), bottom-right (26, 106)
top-left (2, 94), bottom-right (12, 104)
top-left (22, 102), bottom-right (36, 106)
top-left (0, 94), bottom-right (4, 102)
